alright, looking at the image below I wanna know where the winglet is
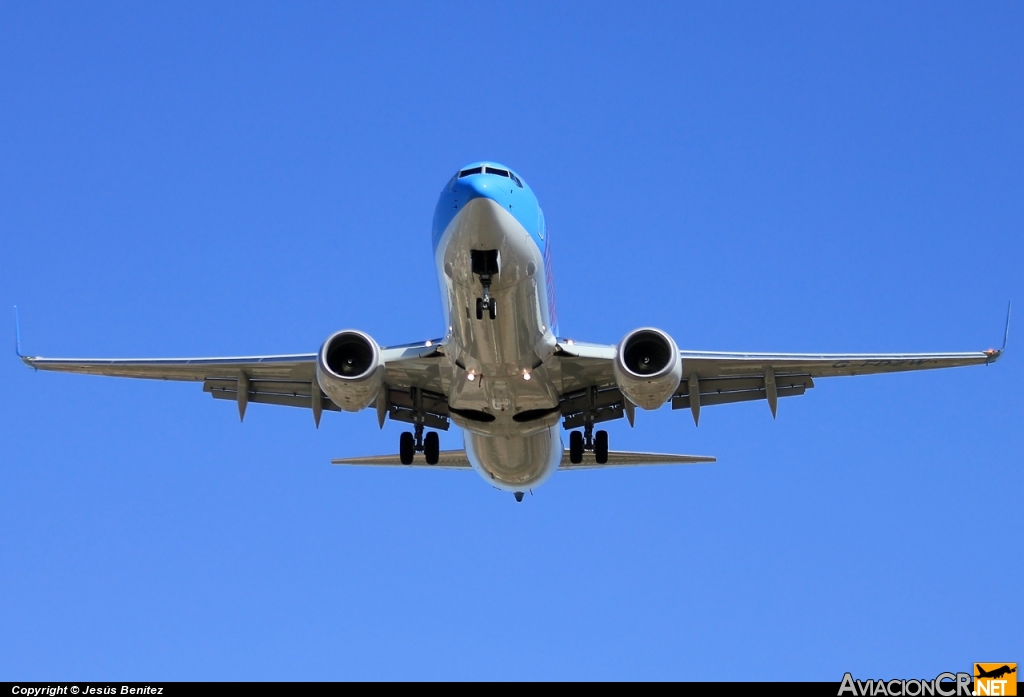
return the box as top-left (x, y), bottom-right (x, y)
top-left (1001, 301), bottom-right (1011, 352)
top-left (985, 301), bottom-right (1011, 362)
top-left (13, 306), bottom-right (33, 367)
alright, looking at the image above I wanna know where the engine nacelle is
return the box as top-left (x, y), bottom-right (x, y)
top-left (317, 330), bottom-right (384, 412)
top-left (613, 327), bottom-right (682, 410)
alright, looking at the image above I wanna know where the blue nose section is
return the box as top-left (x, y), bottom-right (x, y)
top-left (454, 174), bottom-right (502, 203)
top-left (433, 164), bottom-right (542, 253)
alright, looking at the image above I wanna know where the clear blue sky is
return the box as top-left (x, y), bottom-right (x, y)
top-left (2, 2), bottom-right (1021, 681)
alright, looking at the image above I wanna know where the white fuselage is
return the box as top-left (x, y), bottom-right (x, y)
top-left (435, 197), bottom-right (563, 492)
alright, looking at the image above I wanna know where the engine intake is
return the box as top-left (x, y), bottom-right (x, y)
top-left (613, 327), bottom-right (682, 410)
top-left (317, 330), bottom-right (384, 412)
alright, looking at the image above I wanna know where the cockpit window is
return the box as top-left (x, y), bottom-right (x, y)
top-left (457, 165), bottom-right (522, 187)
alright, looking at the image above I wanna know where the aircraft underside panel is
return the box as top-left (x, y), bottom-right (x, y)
top-left (464, 426), bottom-right (563, 491)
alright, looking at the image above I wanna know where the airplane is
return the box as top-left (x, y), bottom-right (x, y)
top-left (17, 161), bottom-right (1010, 502)
top-left (976, 665), bottom-right (1016, 680)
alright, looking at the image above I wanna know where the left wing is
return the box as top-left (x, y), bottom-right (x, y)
top-left (20, 340), bottom-right (449, 426)
top-left (556, 338), bottom-right (1004, 427)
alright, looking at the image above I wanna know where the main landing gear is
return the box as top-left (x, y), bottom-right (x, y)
top-left (569, 424), bottom-right (609, 465)
top-left (399, 423), bottom-right (440, 465)
top-left (471, 249), bottom-right (498, 321)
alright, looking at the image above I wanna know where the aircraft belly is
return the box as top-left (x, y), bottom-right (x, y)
top-left (435, 197), bottom-right (562, 491)
top-left (465, 426), bottom-right (563, 492)
top-left (437, 196), bottom-right (560, 423)
top-left (437, 197), bottom-right (555, 377)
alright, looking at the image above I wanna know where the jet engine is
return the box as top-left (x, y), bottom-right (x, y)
top-left (317, 330), bottom-right (384, 412)
top-left (613, 327), bottom-right (682, 410)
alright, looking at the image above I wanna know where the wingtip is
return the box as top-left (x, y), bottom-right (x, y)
top-left (984, 301), bottom-right (1012, 362)
top-left (1001, 300), bottom-right (1011, 352)
top-left (14, 306), bottom-right (35, 368)
top-left (13, 305), bottom-right (25, 359)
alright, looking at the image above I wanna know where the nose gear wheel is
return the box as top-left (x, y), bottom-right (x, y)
top-left (475, 296), bottom-right (496, 320)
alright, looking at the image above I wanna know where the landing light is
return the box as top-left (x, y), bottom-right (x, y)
top-left (425, 340), bottom-right (432, 347)
top-left (566, 339), bottom-right (575, 346)
top-left (467, 372), bottom-right (476, 382)
top-left (523, 371), bottom-right (531, 381)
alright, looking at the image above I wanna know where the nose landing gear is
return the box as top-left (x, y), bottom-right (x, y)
top-left (475, 295), bottom-right (496, 320)
top-left (471, 249), bottom-right (499, 321)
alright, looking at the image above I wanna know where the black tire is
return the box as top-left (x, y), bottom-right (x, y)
top-left (488, 299), bottom-right (497, 320)
top-left (569, 431), bottom-right (584, 464)
top-left (399, 431), bottom-right (415, 465)
top-left (476, 298), bottom-right (484, 320)
top-left (595, 430), bottom-right (609, 464)
top-left (424, 431), bottom-right (439, 465)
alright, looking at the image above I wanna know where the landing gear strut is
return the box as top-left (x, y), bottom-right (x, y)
top-left (399, 387), bottom-right (441, 465)
top-left (568, 385), bottom-right (609, 464)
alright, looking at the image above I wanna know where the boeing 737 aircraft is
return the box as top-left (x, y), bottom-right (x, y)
top-left (19, 162), bottom-right (1008, 501)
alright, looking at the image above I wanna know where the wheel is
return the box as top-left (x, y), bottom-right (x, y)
top-left (424, 431), bottom-right (439, 465)
top-left (569, 431), bottom-right (584, 464)
top-left (488, 298), bottom-right (497, 320)
top-left (399, 431), bottom-right (415, 465)
top-left (476, 298), bottom-right (484, 320)
top-left (595, 430), bottom-right (608, 464)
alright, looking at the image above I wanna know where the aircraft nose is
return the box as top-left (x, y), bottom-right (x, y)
top-left (454, 175), bottom-right (499, 202)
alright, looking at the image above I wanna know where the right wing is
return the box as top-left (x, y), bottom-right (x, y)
top-left (20, 339), bottom-right (451, 427)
